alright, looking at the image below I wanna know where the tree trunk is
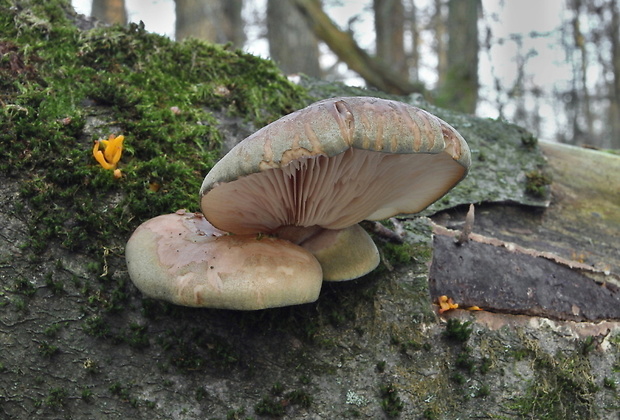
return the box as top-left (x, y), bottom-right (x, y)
top-left (175, 0), bottom-right (244, 46)
top-left (569, 0), bottom-right (594, 145)
top-left (267, 0), bottom-right (321, 78)
top-left (91, 0), bottom-right (127, 25)
top-left (223, 0), bottom-right (245, 48)
top-left (407, 0), bottom-right (420, 82)
top-left (609, 0), bottom-right (620, 148)
top-left (436, 0), bottom-right (479, 114)
top-left (292, 0), bottom-right (423, 95)
top-left (373, 0), bottom-right (407, 79)
top-left (433, 0), bottom-right (447, 87)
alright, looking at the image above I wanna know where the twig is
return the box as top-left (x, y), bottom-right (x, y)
top-left (456, 204), bottom-right (475, 245)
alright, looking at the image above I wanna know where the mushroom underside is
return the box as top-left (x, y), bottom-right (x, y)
top-left (201, 147), bottom-right (466, 235)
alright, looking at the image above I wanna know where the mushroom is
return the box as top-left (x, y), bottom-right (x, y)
top-left (125, 96), bottom-right (471, 309)
top-left (125, 210), bottom-right (322, 310)
top-left (298, 224), bottom-right (380, 281)
top-left (200, 96), bottom-right (471, 280)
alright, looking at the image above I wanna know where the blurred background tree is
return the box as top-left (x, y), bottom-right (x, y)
top-left (91, 0), bottom-right (126, 24)
top-left (76, 0), bottom-right (620, 149)
top-left (174, 0), bottom-right (244, 46)
top-left (267, 0), bottom-right (321, 78)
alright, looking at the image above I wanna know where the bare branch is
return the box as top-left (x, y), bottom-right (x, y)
top-left (291, 0), bottom-right (424, 95)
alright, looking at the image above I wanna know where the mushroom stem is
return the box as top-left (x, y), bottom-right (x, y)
top-left (272, 225), bottom-right (325, 244)
top-left (362, 220), bottom-right (404, 244)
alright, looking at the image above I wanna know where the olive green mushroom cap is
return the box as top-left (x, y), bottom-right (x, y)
top-left (200, 96), bottom-right (471, 236)
top-left (125, 210), bottom-right (323, 310)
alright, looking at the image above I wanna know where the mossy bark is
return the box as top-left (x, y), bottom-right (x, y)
top-left (1, 1), bottom-right (619, 419)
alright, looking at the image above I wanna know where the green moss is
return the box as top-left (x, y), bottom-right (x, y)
top-left (479, 357), bottom-right (492, 374)
top-left (379, 241), bottom-right (423, 267)
top-left (270, 382), bottom-right (283, 396)
top-left (379, 382), bottom-right (404, 417)
top-left (474, 384), bottom-right (490, 398)
top-left (254, 386), bottom-right (312, 417)
top-left (508, 339), bottom-right (598, 419)
top-left (1, 1), bottom-right (308, 258)
top-left (11, 297), bottom-right (26, 311)
top-left (81, 387), bottom-right (93, 402)
top-left (83, 315), bottom-right (110, 338)
top-left (443, 319), bottom-right (473, 343)
top-left (124, 323), bottom-right (149, 349)
top-left (286, 389), bottom-right (313, 408)
top-left (38, 341), bottom-right (59, 357)
top-left (161, 329), bottom-right (241, 372)
top-left (226, 408), bottom-right (247, 419)
top-left (195, 387), bottom-right (209, 401)
top-left (450, 372), bottom-right (466, 385)
top-left (603, 377), bottom-right (617, 390)
top-left (255, 396), bottom-right (285, 417)
top-left (109, 382), bottom-right (131, 401)
top-left (13, 277), bottom-right (37, 296)
top-left (44, 387), bottom-right (68, 408)
top-left (525, 169), bottom-right (552, 198)
top-left (455, 348), bottom-right (476, 374)
top-left (44, 272), bottom-right (64, 294)
top-left (43, 322), bottom-right (63, 337)
top-left (520, 131), bottom-right (538, 149)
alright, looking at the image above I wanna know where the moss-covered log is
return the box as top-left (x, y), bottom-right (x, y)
top-left (1, 1), bottom-right (619, 419)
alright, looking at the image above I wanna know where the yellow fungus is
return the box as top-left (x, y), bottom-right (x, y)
top-left (437, 295), bottom-right (459, 314)
top-left (93, 134), bottom-right (124, 175)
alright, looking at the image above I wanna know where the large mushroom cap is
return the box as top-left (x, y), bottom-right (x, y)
top-left (125, 210), bottom-right (323, 310)
top-left (200, 96), bottom-right (471, 235)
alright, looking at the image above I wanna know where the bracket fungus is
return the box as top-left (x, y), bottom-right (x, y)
top-left (126, 96), bottom-right (471, 310)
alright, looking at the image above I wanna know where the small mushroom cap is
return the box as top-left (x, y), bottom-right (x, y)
top-left (125, 210), bottom-right (323, 310)
top-left (298, 224), bottom-right (380, 281)
top-left (200, 96), bottom-right (471, 235)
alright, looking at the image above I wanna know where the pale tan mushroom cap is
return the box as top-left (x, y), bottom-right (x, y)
top-left (125, 210), bottom-right (323, 310)
top-left (299, 224), bottom-right (380, 281)
top-left (200, 96), bottom-right (471, 235)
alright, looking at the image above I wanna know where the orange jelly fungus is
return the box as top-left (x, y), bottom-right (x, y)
top-left (437, 295), bottom-right (459, 314)
top-left (93, 134), bottom-right (124, 176)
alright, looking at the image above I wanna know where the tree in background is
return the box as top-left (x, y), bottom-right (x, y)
top-left (292, 0), bottom-right (423, 95)
top-left (174, 0), bottom-right (244, 46)
top-left (539, 0), bottom-right (620, 148)
top-left (374, 0), bottom-right (408, 80)
top-left (435, 0), bottom-right (480, 114)
top-left (267, 0), bottom-right (321, 78)
top-left (79, 0), bottom-right (620, 148)
top-left (610, 0), bottom-right (620, 148)
top-left (91, 0), bottom-right (126, 25)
